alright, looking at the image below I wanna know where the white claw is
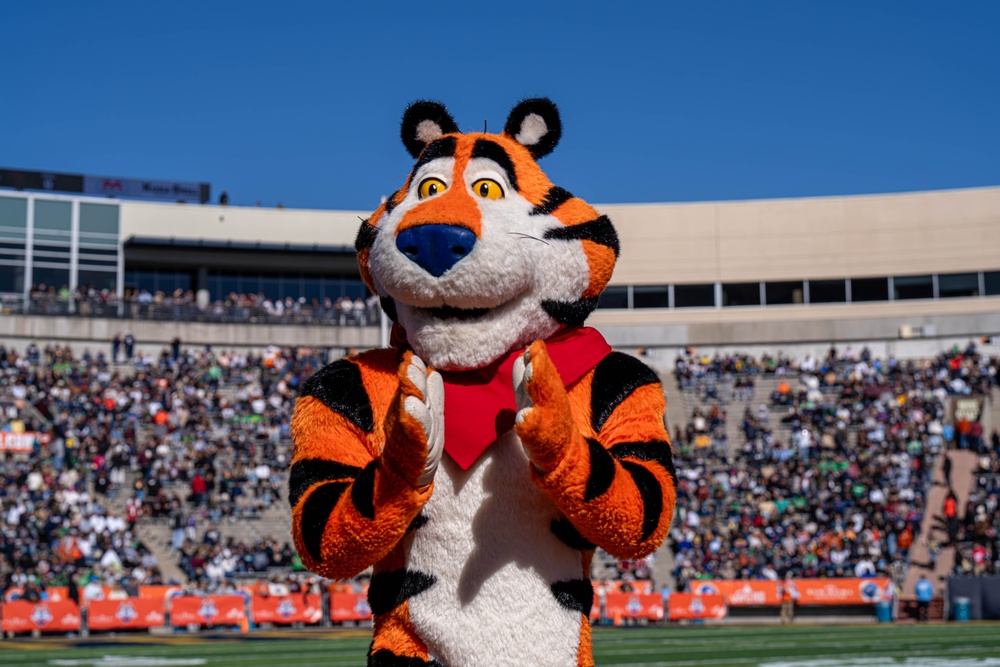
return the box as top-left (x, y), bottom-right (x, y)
top-left (407, 356), bottom-right (428, 396)
top-left (512, 353), bottom-right (534, 412)
top-left (417, 369), bottom-right (445, 487)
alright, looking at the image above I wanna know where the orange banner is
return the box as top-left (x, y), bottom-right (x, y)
top-left (4, 586), bottom-right (70, 603)
top-left (169, 595), bottom-right (247, 627)
top-left (88, 598), bottom-right (166, 630)
top-left (794, 578), bottom-right (892, 605)
top-left (690, 580), bottom-right (780, 606)
top-left (330, 592), bottom-right (372, 622)
top-left (138, 585), bottom-right (182, 601)
top-left (596, 580), bottom-right (654, 595)
top-left (1, 600), bottom-right (81, 633)
top-left (604, 592), bottom-right (665, 621)
top-left (668, 593), bottom-right (727, 621)
top-left (251, 593), bottom-right (323, 625)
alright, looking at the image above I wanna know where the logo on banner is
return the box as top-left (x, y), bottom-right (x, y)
top-left (730, 583), bottom-right (767, 605)
top-left (693, 582), bottom-right (719, 596)
top-left (626, 596), bottom-right (643, 616)
top-left (859, 581), bottom-right (882, 602)
top-left (31, 604), bottom-right (53, 627)
top-left (277, 599), bottom-right (297, 620)
top-left (354, 597), bottom-right (371, 617)
top-left (689, 597), bottom-right (705, 616)
top-left (115, 601), bottom-right (138, 624)
top-left (197, 599), bottom-right (218, 622)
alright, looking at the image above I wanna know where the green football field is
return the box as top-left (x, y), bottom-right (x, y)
top-left (1, 624), bottom-right (998, 666)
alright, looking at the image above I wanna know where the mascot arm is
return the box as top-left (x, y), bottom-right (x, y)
top-left (514, 341), bottom-right (676, 560)
top-left (289, 352), bottom-right (444, 580)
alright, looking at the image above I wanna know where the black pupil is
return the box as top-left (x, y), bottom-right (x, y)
top-left (429, 183), bottom-right (438, 195)
top-left (480, 183), bottom-right (489, 197)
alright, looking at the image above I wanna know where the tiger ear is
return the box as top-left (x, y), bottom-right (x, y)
top-left (503, 98), bottom-right (561, 159)
top-left (401, 101), bottom-right (459, 159)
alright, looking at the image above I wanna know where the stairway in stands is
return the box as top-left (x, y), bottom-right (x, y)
top-left (902, 449), bottom-right (978, 598)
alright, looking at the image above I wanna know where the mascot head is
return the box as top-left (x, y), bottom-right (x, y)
top-left (356, 99), bottom-right (619, 371)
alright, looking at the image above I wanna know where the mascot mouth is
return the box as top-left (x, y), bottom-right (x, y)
top-left (426, 305), bottom-right (492, 321)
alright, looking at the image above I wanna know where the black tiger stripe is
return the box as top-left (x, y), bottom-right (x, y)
top-left (301, 481), bottom-right (350, 563)
top-left (301, 359), bottom-right (375, 432)
top-left (410, 136), bottom-right (457, 179)
top-left (407, 513), bottom-right (429, 533)
top-left (620, 460), bottom-right (663, 542)
top-left (550, 579), bottom-right (594, 615)
top-left (383, 189), bottom-right (402, 216)
top-left (368, 569), bottom-right (437, 616)
top-left (289, 458), bottom-right (363, 508)
top-left (551, 518), bottom-right (596, 551)
top-left (368, 649), bottom-right (444, 667)
top-left (540, 297), bottom-right (599, 326)
top-left (610, 440), bottom-right (677, 488)
top-left (543, 215), bottom-right (620, 257)
top-left (350, 460), bottom-right (378, 520)
top-left (590, 352), bottom-right (661, 433)
top-left (470, 139), bottom-right (519, 191)
top-left (355, 219), bottom-right (378, 252)
top-left (380, 296), bottom-right (398, 322)
top-left (584, 437), bottom-right (616, 502)
top-left (530, 186), bottom-right (573, 216)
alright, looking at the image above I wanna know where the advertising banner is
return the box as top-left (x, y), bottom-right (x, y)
top-left (597, 580), bottom-right (655, 595)
top-left (83, 175), bottom-right (209, 204)
top-left (0, 432), bottom-right (38, 453)
top-left (0, 168), bottom-right (83, 194)
top-left (87, 598), bottom-right (166, 630)
top-left (330, 592), bottom-right (372, 623)
top-left (604, 593), bottom-right (665, 621)
top-left (690, 580), bottom-right (781, 606)
top-left (251, 594), bottom-right (323, 625)
top-left (169, 595), bottom-right (246, 627)
top-left (794, 578), bottom-right (892, 605)
top-left (1, 600), bottom-right (81, 633)
top-left (667, 593), bottom-right (727, 621)
top-left (138, 585), bottom-right (183, 601)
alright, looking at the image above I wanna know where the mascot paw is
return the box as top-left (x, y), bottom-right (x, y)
top-left (388, 351), bottom-right (445, 488)
top-left (512, 340), bottom-right (576, 473)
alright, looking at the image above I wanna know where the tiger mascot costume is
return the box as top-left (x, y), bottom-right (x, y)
top-left (290, 99), bottom-right (676, 666)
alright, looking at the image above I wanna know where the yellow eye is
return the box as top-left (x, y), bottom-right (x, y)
top-left (418, 178), bottom-right (447, 199)
top-left (472, 179), bottom-right (504, 200)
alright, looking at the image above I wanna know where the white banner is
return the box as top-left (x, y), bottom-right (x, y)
top-left (83, 176), bottom-right (208, 203)
top-left (0, 432), bottom-right (37, 453)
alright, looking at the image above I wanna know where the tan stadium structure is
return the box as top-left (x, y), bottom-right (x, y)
top-left (0, 185), bottom-right (998, 356)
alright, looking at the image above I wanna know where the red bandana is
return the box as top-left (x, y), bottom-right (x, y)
top-left (429, 327), bottom-right (613, 470)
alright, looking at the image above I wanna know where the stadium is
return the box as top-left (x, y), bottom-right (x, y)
top-left (0, 178), bottom-right (998, 666)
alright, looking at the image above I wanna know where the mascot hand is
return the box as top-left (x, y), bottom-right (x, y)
top-left (383, 351), bottom-right (444, 488)
top-left (512, 340), bottom-right (576, 473)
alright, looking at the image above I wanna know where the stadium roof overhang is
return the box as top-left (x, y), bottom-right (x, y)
top-left (123, 236), bottom-right (361, 276)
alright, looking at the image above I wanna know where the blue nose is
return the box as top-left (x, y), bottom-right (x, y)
top-left (395, 224), bottom-right (477, 277)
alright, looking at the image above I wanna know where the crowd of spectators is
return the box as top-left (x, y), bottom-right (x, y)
top-left (669, 343), bottom-right (998, 592)
top-left (17, 283), bottom-right (382, 326)
top-left (951, 432), bottom-right (1000, 576)
top-left (0, 340), bottom-right (327, 594)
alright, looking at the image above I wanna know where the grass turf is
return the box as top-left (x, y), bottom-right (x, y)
top-left (0, 623), bottom-right (998, 666)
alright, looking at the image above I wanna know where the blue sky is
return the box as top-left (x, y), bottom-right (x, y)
top-left (1, 1), bottom-right (997, 210)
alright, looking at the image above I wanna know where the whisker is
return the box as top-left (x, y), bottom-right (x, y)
top-left (508, 232), bottom-right (550, 246)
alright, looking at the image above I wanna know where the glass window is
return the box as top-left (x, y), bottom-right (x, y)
top-left (281, 275), bottom-right (302, 300)
top-left (79, 203), bottom-right (119, 235)
top-left (344, 279), bottom-right (367, 300)
top-left (261, 276), bottom-right (280, 300)
top-left (77, 269), bottom-right (117, 292)
top-left (938, 272), bottom-right (979, 299)
top-left (632, 285), bottom-right (669, 309)
top-left (33, 200), bottom-right (71, 231)
top-left (674, 283), bottom-right (715, 308)
top-left (219, 275), bottom-right (239, 297)
top-left (302, 277), bottom-right (322, 301)
top-left (0, 264), bottom-right (25, 293)
top-left (850, 277), bottom-right (889, 302)
top-left (809, 279), bottom-right (847, 304)
top-left (32, 266), bottom-right (70, 290)
top-left (894, 274), bottom-right (933, 300)
top-left (598, 286), bottom-right (629, 309)
top-left (0, 197), bottom-right (27, 234)
top-left (984, 272), bottom-right (1000, 296)
top-left (722, 282), bottom-right (760, 307)
top-left (765, 281), bottom-right (803, 305)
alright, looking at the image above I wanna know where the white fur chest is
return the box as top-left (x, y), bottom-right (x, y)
top-left (406, 430), bottom-right (584, 667)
